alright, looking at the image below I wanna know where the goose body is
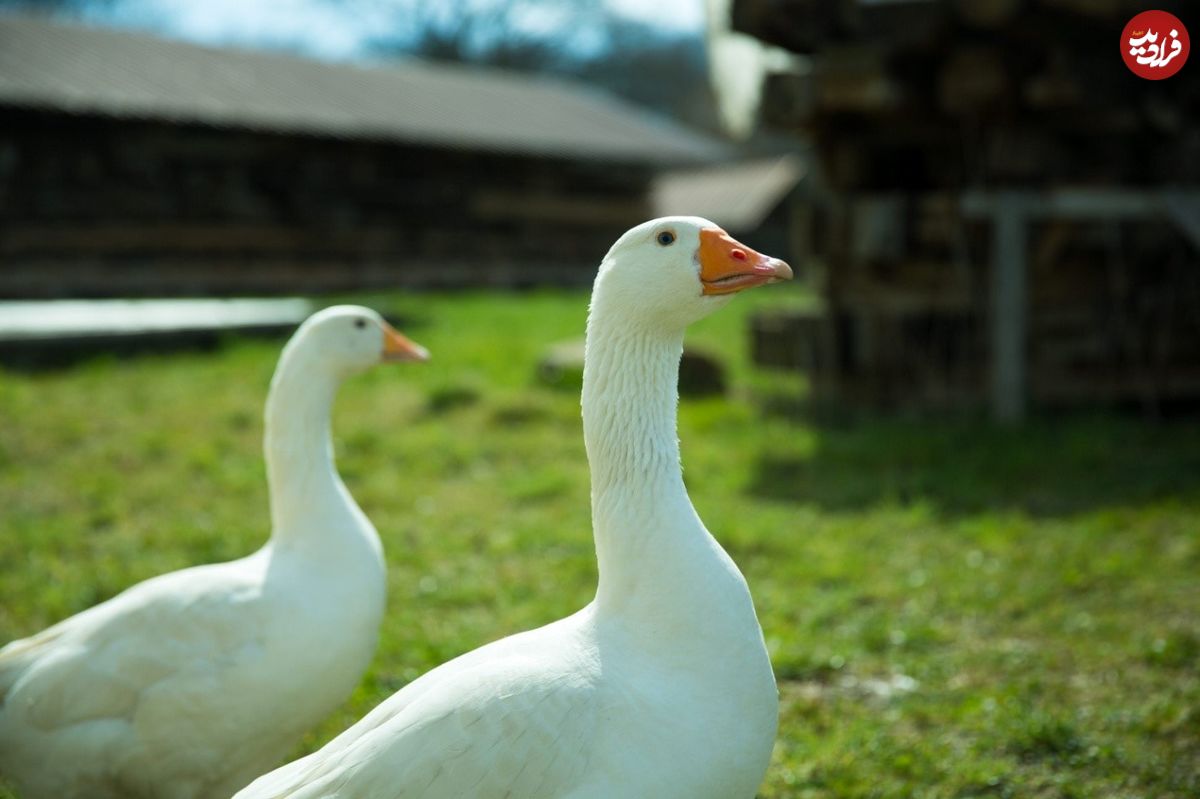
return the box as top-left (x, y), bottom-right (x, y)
top-left (236, 218), bottom-right (791, 799)
top-left (0, 306), bottom-right (428, 799)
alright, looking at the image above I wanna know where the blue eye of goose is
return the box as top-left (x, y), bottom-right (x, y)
top-left (656, 231), bottom-right (676, 246)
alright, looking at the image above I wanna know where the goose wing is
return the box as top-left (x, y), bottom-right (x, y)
top-left (0, 561), bottom-right (266, 734)
top-left (239, 653), bottom-right (600, 799)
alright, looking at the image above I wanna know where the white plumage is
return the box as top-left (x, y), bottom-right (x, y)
top-left (0, 305), bottom-right (428, 799)
top-left (235, 217), bottom-right (793, 799)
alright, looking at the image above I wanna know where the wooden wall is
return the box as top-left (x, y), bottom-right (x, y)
top-left (0, 110), bottom-right (653, 297)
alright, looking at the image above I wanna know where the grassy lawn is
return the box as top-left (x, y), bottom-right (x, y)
top-left (1, 288), bottom-right (1197, 798)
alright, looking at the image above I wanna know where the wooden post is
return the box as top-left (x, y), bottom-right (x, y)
top-left (990, 192), bottom-right (1028, 423)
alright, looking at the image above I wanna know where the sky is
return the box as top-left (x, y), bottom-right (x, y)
top-left (63, 0), bottom-right (707, 61)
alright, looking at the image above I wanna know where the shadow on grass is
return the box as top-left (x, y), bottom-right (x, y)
top-left (750, 410), bottom-right (1200, 517)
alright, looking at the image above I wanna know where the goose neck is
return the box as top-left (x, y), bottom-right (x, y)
top-left (582, 313), bottom-right (702, 617)
top-left (582, 322), bottom-right (684, 497)
top-left (263, 355), bottom-right (344, 542)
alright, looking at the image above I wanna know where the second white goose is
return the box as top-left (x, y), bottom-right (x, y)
top-left (0, 305), bottom-right (428, 799)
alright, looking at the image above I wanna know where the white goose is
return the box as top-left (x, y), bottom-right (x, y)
top-left (235, 217), bottom-right (792, 799)
top-left (0, 305), bottom-right (429, 799)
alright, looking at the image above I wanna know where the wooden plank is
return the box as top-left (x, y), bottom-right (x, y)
top-left (0, 224), bottom-right (400, 255)
top-left (961, 189), bottom-right (1175, 219)
top-left (1162, 192), bottom-right (1200, 252)
top-left (469, 191), bottom-right (649, 225)
top-left (990, 193), bottom-right (1029, 423)
top-left (0, 256), bottom-right (598, 298)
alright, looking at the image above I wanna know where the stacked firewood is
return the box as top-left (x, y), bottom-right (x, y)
top-left (743, 0), bottom-right (1198, 190)
top-left (737, 0), bottom-right (1200, 411)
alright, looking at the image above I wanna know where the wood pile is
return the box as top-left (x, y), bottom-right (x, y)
top-left (737, 0), bottom-right (1200, 412)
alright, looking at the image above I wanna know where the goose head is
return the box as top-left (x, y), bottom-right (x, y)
top-left (594, 216), bottom-right (792, 332)
top-left (286, 305), bottom-right (429, 379)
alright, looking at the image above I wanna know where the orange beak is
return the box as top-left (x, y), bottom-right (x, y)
top-left (698, 228), bottom-right (793, 295)
top-left (381, 321), bottom-right (430, 363)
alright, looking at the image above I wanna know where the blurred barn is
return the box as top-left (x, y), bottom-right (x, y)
top-left (710, 0), bottom-right (1200, 418)
top-left (0, 15), bottom-right (724, 298)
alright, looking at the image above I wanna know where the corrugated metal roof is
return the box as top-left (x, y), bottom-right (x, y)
top-left (652, 155), bottom-right (805, 230)
top-left (0, 14), bottom-right (727, 164)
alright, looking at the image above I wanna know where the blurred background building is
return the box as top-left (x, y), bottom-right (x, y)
top-left (710, 0), bottom-right (1200, 419)
top-left (0, 15), bottom-right (723, 296)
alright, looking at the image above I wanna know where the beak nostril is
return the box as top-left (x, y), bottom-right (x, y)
top-left (730, 249), bottom-right (748, 262)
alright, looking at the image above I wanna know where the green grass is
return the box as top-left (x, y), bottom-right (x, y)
top-left (1, 288), bottom-right (1198, 798)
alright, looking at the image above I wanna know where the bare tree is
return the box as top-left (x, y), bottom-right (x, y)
top-left (365, 0), bottom-right (605, 68)
top-left (365, 0), bottom-right (718, 130)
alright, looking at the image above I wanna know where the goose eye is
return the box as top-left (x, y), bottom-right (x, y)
top-left (656, 230), bottom-right (676, 246)
top-left (354, 319), bottom-right (367, 329)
